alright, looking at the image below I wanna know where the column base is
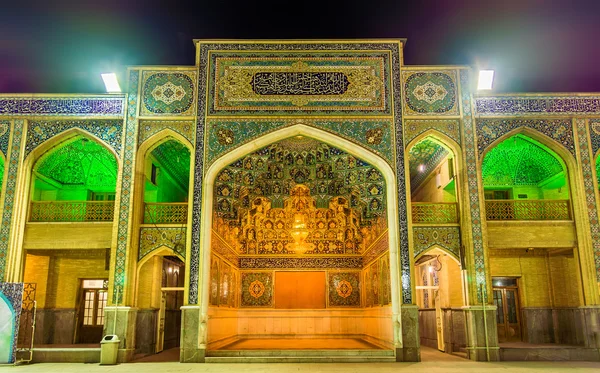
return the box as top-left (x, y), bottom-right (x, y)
top-left (397, 304), bottom-right (421, 362)
top-left (103, 306), bottom-right (138, 363)
top-left (463, 305), bottom-right (500, 362)
top-left (180, 305), bottom-right (204, 363)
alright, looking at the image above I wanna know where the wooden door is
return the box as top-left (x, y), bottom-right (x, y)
top-left (78, 288), bottom-right (108, 343)
top-left (493, 287), bottom-right (521, 342)
top-left (155, 291), bottom-right (166, 353)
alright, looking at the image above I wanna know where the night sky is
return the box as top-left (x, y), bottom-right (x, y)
top-left (1, 0), bottom-right (600, 94)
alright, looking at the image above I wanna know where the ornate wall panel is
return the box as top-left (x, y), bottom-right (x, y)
top-left (460, 70), bottom-right (487, 301)
top-left (238, 257), bottom-right (362, 269)
top-left (589, 119), bottom-right (600, 157)
top-left (575, 119), bottom-right (600, 280)
top-left (240, 272), bottom-right (273, 307)
top-left (138, 227), bottom-right (187, 260)
top-left (0, 120), bottom-right (23, 280)
top-left (25, 120), bottom-right (123, 158)
top-left (206, 118), bottom-right (394, 167)
top-left (141, 71), bottom-right (196, 116)
top-left (209, 256), bottom-right (219, 306)
top-left (476, 119), bottom-right (575, 158)
top-left (211, 233), bottom-right (240, 267)
top-left (362, 232), bottom-right (388, 266)
top-left (138, 120), bottom-right (194, 147)
top-left (112, 70), bottom-right (140, 303)
top-left (0, 96), bottom-right (125, 116)
top-left (0, 283), bottom-right (23, 364)
top-left (413, 227), bottom-right (461, 259)
top-left (402, 70), bottom-right (459, 116)
top-left (404, 119), bottom-right (461, 146)
top-left (328, 272), bottom-right (361, 307)
top-left (0, 121), bottom-right (9, 157)
top-left (475, 96), bottom-right (600, 116)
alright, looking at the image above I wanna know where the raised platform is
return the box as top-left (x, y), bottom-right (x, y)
top-left (206, 338), bottom-right (396, 363)
top-left (499, 342), bottom-right (600, 361)
top-left (31, 344), bottom-right (100, 363)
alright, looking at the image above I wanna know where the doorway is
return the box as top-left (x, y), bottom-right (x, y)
top-left (492, 277), bottom-right (521, 343)
top-left (76, 279), bottom-right (108, 343)
top-left (155, 257), bottom-right (184, 354)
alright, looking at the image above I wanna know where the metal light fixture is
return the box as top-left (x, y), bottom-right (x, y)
top-left (477, 70), bottom-right (495, 90)
top-left (101, 73), bottom-right (121, 93)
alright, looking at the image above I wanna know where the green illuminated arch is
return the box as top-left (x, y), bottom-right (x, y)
top-left (482, 134), bottom-right (568, 198)
top-left (144, 139), bottom-right (191, 203)
top-left (32, 136), bottom-right (118, 201)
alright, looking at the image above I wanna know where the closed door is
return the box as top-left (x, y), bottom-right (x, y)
top-left (493, 287), bottom-right (521, 342)
top-left (79, 289), bottom-right (108, 343)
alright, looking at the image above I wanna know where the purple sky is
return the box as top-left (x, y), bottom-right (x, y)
top-left (1, 0), bottom-right (599, 93)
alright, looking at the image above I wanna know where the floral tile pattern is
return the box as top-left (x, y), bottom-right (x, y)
top-left (328, 272), bottom-right (361, 307)
top-left (240, 272), bottom-right (273, 307)
top-left (402, 71), bottom-right (459, 116)
top-left (141, 71), bottom-right (196, 116)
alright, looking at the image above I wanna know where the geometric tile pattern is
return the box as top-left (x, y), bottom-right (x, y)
top-left (0, 121), bottom-right (9, 157)
top-left (25, 120), bottom-right (123, 158)
top-left (475, 96), bottom-right (600, 116)
top-left (137, 120), bottom-right (194, 147)
top-left (403, 71), bottom-right (458, 116)
top-left (238, 257), bottom-right (363, 269)
top-left (240, 272), bottom-right (273, 307)
top-left (206, 118), bottom-right (394, 167)
top-left (413, 226), bottom-right (461, 260)
top-left (0, 97), bottom-right (125, 116)
top-left (0, 282), bottom-right (23, 364)
top-left (575, 119), bottom-right (600, 281)
top-left (476, 119), bottom-right (575, 159)
top-left (460, 70), bottom-right (487, 302)
top-left (112, 70), bottom-right (140, 304)
top-left (589, 119), bottom-right (600, 157)
top-left (138, 227), bottom-right (187, 261)
top-left (404, 119), bottom-right (461, 147)
top-left (328, 272), bottom-right (361, 307)
top-left (0, 120), bottom-right (23, 281)
top-left (141, 71), bottom-right (196, 116)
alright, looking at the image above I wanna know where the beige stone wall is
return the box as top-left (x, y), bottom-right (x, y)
top-left (137, 255), bottom-right (163, 309)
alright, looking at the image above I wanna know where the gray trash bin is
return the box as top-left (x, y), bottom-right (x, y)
top-left (100, 335), bottom-right (120, 365)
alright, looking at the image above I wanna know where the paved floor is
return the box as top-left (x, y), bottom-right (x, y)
top-left (6, 347), bottom-right (600, 372)
top-left (220, 338), bottom-right (382, 350)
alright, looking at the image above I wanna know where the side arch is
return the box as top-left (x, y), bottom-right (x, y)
top-left (134, 246), bottom-right (186, 306)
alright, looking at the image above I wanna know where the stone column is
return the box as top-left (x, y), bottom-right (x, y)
top-left (103, 306), bottom-right (138, 362)
top-left (180, 305), bottom-right (204, 362)
top-left (396, 304), bottom-right (420, 362)
top-left (463, 305), bottom-right (500, 361)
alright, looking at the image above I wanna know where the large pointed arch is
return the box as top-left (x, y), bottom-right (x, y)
top-left (195, 123), bottom-right (404, 349)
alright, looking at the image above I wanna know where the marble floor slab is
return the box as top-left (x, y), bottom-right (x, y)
top-left (218, 338), bottom-right (382, 350)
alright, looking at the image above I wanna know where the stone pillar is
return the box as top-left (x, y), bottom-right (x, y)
top-left (396, 304), bottom-right (420, 362)
top-left (103, 306), bottom-right (138, 362)
top-left (463, 306), bottom-right (500, 361)
top-left (180, 305), bottom-right (204, 363)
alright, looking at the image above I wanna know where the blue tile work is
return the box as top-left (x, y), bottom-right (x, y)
top-left (0, 121), bottom-right (23, 281)
top-left (0, 97), bottom-right (124, 116)
top-left (460, 71), bottom-right (487, 302)
top-left (476, 119), bottom-right (575, 159)
top-left (25, 120), bottom-right (123, 158)
top-left (575, 119), bottom-right (600, 281)
top-left (589, 120), bottom-right (600, 157)
top-left (0, 282), bottom-right (24, 364)
top-left (112, 70), bottom-right (140, 304)
top-left (0, 121), bottom-right (9, 157)
top-left (413, 226), bottom-right (461, 260)
top-left (475, 96), bottom-right (600, 116)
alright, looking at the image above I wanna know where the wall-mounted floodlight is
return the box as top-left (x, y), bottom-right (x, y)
top-left (101, 73), bottom-right (121, 93)
top-left (477, 70), bottom-right (495, 90)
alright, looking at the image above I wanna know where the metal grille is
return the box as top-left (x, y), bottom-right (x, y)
top-left (17, 283), bottom-right (36, 350)
top-left (411, 202), bottom-right (458, 223)
top-left (144, 202), bottom-right (188, 224)
top-left (485, 199), bottom-right (571, 221)
top-left (29, 201), bottom-right (115, 222)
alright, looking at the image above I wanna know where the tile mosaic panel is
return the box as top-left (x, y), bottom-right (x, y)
top-left (138, 120), bottom-right (194, 147)
top-left (408, 138), bottom-right (449, 189)
top-left (138, 227), bottom-right (186, 260)
top-left (413, 226), bottom-right (461, 260)
top-left (238, 257), bottom-right (362, 269)
top-left (575, 119), bottom-right (600, 280)
top-left (402, 71), bottom-right (459, 116)
top-left (141, 71), bottom-right (196, 116)
top-left (0, 282), bottom-right (23, 364)
top-left (219, 262), bottom-right (232, 306)
top-left (211, 233), bottom-right (240, 268)
top-left (0, 121), bottom-right (9, 157)
top-left (112, 70), bottom-right (140, 304)
top-left (362, 232), bottom-right (389, 267)
top-left (25, 120), bottom-right (123, 158)
top-left (475, 96), bottom-right (600, 116)
top-left (367, 260), bottom-right (380, 307)
top-left (210, 255), bottom-right (219, 306)
top-left (0, 96), bottom-right (125, 116)
top-left (476, 119), bottom-right (575, 158)
top-left (240, 272), bottom-right (273, 307)
top-left (460, 70), bottom-right (487, 302)
top-left (0, 120), bottom-right (23, 280)
top-left (328, 272), bottom-right (361, 307)
top-left (589, 119), bottom-right (600, 157)
top-left (380, 255), bottom-right (391, 306)
top-left (404, 119), bottom-right (461, 146)
top-left (206, 118), bottom-right (394, 167)
top-left (210, 56), bottom-right (390, 114)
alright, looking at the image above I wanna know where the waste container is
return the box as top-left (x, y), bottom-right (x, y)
top-left (100, 335), bottom-right (120, 365)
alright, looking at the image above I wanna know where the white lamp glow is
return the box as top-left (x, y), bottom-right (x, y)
top-left (101, 73), bottom-right (121, 93)
top-left (477, 70), bottom-right (495, 90)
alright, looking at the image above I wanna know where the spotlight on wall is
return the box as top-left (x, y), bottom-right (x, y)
top-left (101, 73), bottom-right (121, 93)
top-left (418, 164), bottom-right (426, 173)
top-left (477, 70), bottom-right (495, 90)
